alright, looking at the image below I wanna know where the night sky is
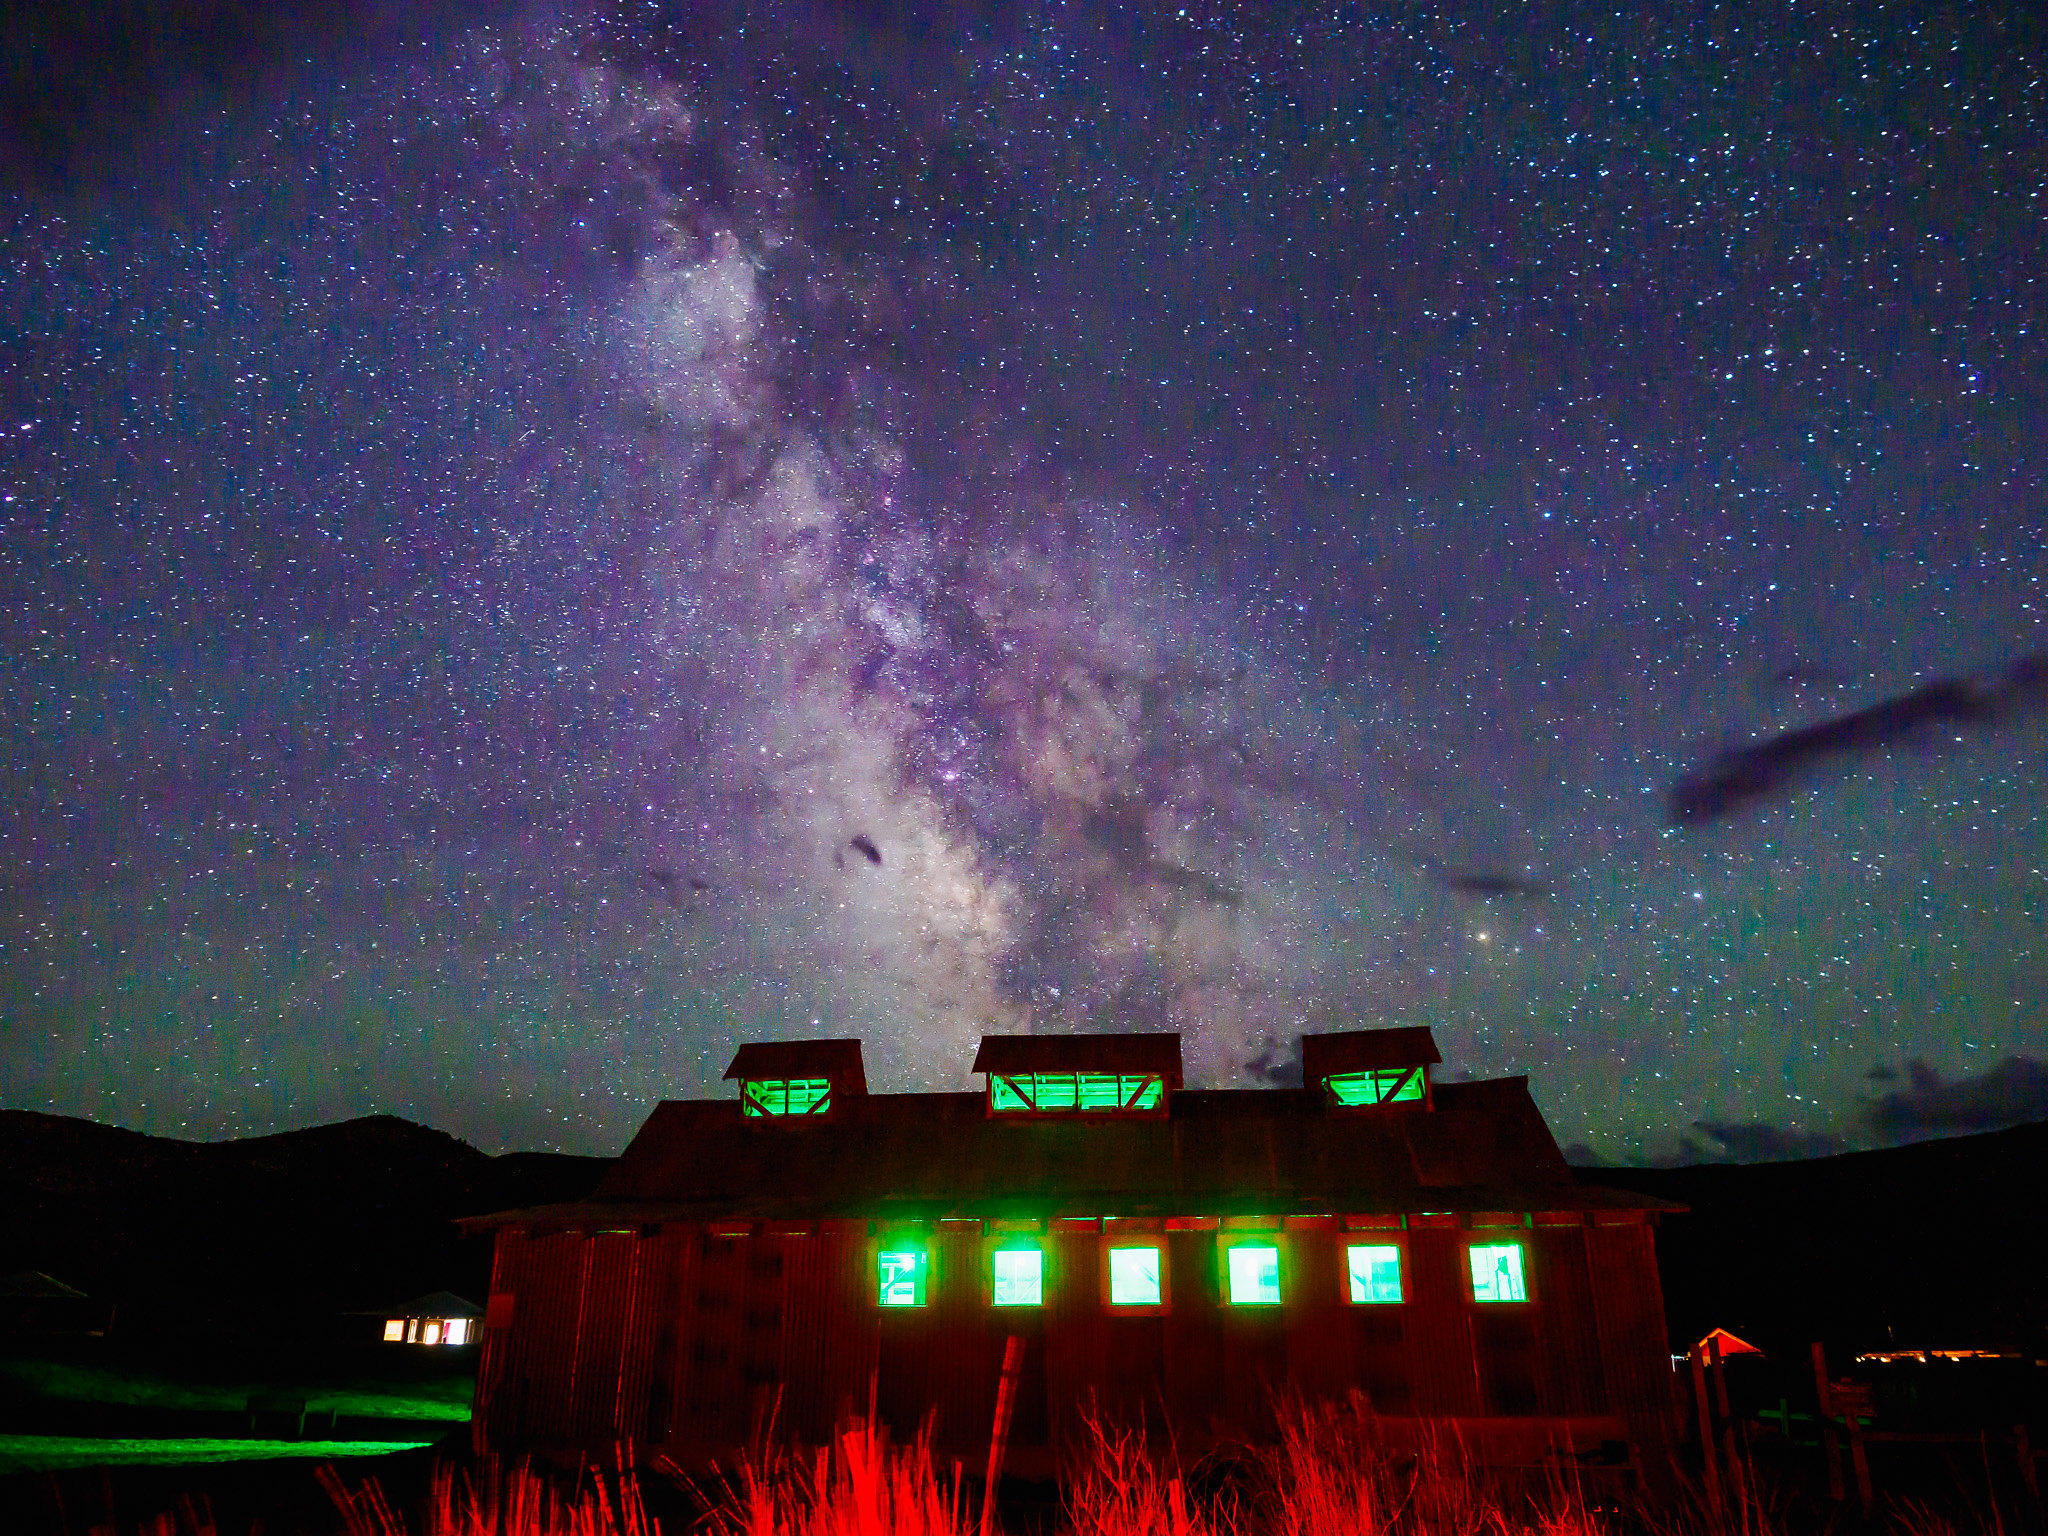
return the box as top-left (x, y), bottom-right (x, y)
top-left (2, 0), bottom-right (2042, 1164)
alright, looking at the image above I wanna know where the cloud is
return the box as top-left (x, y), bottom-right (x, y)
top-left (1682, 1120), bottom-right (1850, 1164)
top-left (1668, 649), bottom-right (2048, 826)
top-left (1863, 1056), bottom-right (2048, 1140)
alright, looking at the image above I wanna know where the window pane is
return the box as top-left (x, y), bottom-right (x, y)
top-left (444, 1318), bottom-right (469, 1345)
top-left (1226, 1244), bottom-right (1282, 1305)
top-left (1378, 1069), bottom-right (1424, 1102)
top-left (1125, 1076), bottom-right (1164, 1109)
top-left (383, 1319), bottom-right (404, 1342)
top-left (993, 1248), bottom-right (1043, 1306)
top-left (742, 1080), bottom-right (782, 1116)
top-left (1325, 1072), bottom-right (1380, 1106)
top-left (878, 1248), bottom-right (929, 1307)
top-left (1469, 1244), bottom-right (1526, 1303)
top-left (991, 1076), bottom-right (1032, 1112)
top-left (1346, 1244), bottom-right (1403, 1304)
top-left (1108, 1246), bottom-right (1162, 1306)
top-left (1078, 1073), bottom-right (1125, 1111)
top-left (786, 1079), bottom-right (831, 1114)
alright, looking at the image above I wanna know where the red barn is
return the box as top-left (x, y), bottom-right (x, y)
top-left (464, 1029), bottom-right (1677, 1475)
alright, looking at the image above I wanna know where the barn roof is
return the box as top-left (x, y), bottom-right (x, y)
top-left (461, 1076), bottom-right (1676, 1231)
top-left (1300, 1027), bottom-right (1443, 1078)
top-left (724, 1038), bottom-right (868, 1094)
top-left (970, 1031), bottom-right (1184, 1086)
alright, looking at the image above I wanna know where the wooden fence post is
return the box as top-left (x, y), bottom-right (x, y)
top-left (981, 1334), bottom-right (1026, 1536)
top-left (1691, 1344), bottom-right (1725, 1525)
top-left (1811, 1343), bottom-right (1845, 1504)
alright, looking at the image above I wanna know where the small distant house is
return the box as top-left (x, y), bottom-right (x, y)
top-left (380, 1291), bottom-right (482, 1347)
top-left (462, 1029), bottom-right (1679, 1473)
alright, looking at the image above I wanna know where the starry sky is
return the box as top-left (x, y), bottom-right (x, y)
top-left (1, 0), bottom-right (2042, 1163)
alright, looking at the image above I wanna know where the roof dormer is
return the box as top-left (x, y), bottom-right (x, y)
top-left (724, 1039), bottom-right (867, 1119)
top-left (971, 1033), bottom-right (1181, 1118)
top-left (1301, 1027), bottom-right (1440, 1111)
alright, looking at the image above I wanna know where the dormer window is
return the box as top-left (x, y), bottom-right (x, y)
top-left (741, 1078), bottom-right (832, 1117)
top-left (972, 1033), bottom-right (1182, 1118)
top-left (989, 1072), bottom-right (1165, 1114)
top-left (724, 1039), bottom-right (867, 1122)
top-left (1302, 1026), bottom-right (1442, 1112)
top-left (1325, 1068), bottom-right (1425, 1107)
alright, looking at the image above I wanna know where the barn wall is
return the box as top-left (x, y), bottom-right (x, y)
top-left (474, 1212), bottom-right (1673, 1467)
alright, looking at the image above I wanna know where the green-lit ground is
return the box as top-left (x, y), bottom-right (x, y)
top-left (0, 1356), bottom-right (474, 1422)
top-left (0, 1338), bottom-right (474, 1476)
top-left (0, 1435), bottom-right (435, 1474)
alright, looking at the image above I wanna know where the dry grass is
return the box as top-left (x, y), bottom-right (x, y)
top-left (101, 1401), bottom-right (2014, 1536)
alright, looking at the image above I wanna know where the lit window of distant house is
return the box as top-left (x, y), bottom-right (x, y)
top-left (1225, 1244), bottom-right (1282, 1306)
top-left (423, 1321), bottom-right (442, 1345)
top-left (1324, 1068), bottom-right (1425, 1106)
top-left (442, 1318), bottom-right (470, 1345)
top-left (989, 1072), bottom-right (1165, 1114)
top-left (878, 1248), bottom-right (929, 1307)
top-left (1108, 1245), bottom-right (1163, 1307)
top-left (1469, 1243), bottom-right (1527, 1303)
top-left (992, 1247), bottom-right (1043, 1307)
top-left (1346, 1244), bottom-right (1403, 1304)
top-left (742, 1078), bottom-right (832, 1116)
top-left (383, 1319), bottom-right (404, 1342)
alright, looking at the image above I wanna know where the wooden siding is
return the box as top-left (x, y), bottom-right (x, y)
top-left (478, 1213), bottom-right (1675, 1470)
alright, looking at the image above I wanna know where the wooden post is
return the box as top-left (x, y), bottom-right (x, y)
top-left (1710, 1334), bottom-right (1750, 1528)
top-left (1811, 1343), bottom-right (1844, 1504)
top-left (981, 1334), bottom-right (1026, 1536)
top-left (1843, 1387), bottom-right (1873, 1515)
top-left (2016, 1423), bottom-right (2040, 1504)
top-left (1691, 1344), bottom-right (1725, 1524)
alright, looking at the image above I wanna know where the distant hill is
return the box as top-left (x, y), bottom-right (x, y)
top-left (0, 1111), bottom-right (612, 1342)
top-left (6, 1106), bottom-right (2042, 1368)
top-left (1578, 1117), bottom-right (2048, 1360)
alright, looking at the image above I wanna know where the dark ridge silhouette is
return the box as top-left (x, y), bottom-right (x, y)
top-left (0, 1110), bottom-right (611, 1343)
top-left (1580, 1115), bottom-right (2048, 1358)
top-left (1669, 649), bottom-right (2048, 825)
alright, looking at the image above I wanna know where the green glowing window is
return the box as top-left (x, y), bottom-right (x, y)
top-left (1469, 1243), bottom-right (1527, 1303)
top-left (992, 1247), bottom-right (1043, 1307)
top-left (989, 1072), bottom-right (1166, 1114)
top-left (1225, 1244), bottom-right (1282, 1306)
top-left (742, 1078), bottom-right (832, 1117)
top-left (1108, 1246), bottom-right (1163, 1307)
top-left (877, 1248), bottom-right (929, 1308)
top-left (1324, 1069), bottom-right (1424, 1107)
top-left (1346, 1244), bottom-right (1403, 1304)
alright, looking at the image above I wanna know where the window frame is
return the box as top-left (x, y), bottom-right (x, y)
top-left (1101, 1239), bottom-right (1171, 1314)
top-left (989, 1239), bottom-right (1047, 1309)
top-left (874, 1239), bottom-right (934, 1309)
top-left (1466, 1240), bottom-right (1531, 1305)
top-left (1218, 1235), bottom-right (1286, 1308)
top-left (1342, 1239), bottom-right (1407, 1306)
top-left (988, 1071), bottom-right (1168, 1117)
top-left (740, 1077), bottom-right (835, 1118)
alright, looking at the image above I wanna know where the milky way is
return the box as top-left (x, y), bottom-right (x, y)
top-left (0, 0), bottom-right (2042, 1162)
